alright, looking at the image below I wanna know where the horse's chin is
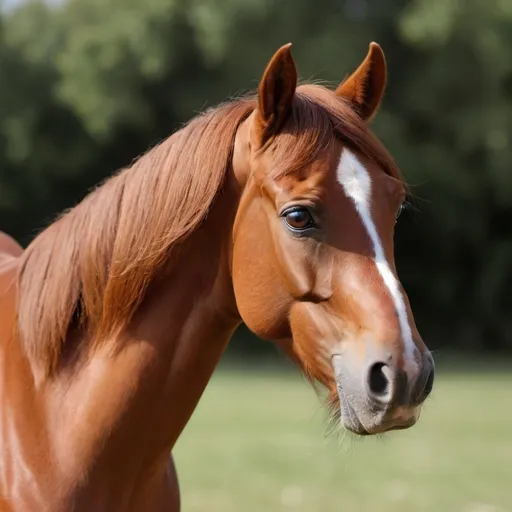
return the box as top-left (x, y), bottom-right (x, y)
top-left (337, 395), bottom-right (372, 436)
top-left (336, 386), bottom-right (420, 436)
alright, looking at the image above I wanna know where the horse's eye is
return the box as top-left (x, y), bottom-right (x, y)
top-left (395, 203), bottom-right (405, 224)
top-left (284, 207), bottom-right (315, 231)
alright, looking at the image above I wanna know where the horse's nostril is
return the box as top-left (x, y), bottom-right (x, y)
top-left (415, 352), bottom-right (435, 403)
top-left (367, 362), bottom-right (390, 397)
top-left (423, 367), bottom-right (435, 398)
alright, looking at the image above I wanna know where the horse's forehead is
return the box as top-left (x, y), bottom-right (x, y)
top-left (334, 146), bottom-right (404, 202)
top-left (267, 143), bottom-right (389, 204)
top-left (267, 150), bottom-right (334, 196)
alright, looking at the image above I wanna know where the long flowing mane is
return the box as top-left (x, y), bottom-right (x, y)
top-left (16, 84), bottom-right (401, 374)
top-left (17, 98), bottom-right (255, 373)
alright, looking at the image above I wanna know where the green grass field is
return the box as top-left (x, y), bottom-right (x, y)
top-left (174, 363), bottom-right (512, 512)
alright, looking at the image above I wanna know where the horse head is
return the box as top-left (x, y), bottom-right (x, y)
top-left (230, 43), bottom-right (434, 435)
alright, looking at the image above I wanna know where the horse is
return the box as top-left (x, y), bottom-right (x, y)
top-left (0, 42), bottom-right (434, 511)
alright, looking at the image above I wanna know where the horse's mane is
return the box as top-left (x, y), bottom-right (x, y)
top-left (16, 84), bottom-right (401, 374)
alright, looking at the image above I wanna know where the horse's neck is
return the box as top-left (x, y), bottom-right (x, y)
top-left (60, 201), bottom-right (239, 480)
top-left (0, 186), bottom-right (241, 508)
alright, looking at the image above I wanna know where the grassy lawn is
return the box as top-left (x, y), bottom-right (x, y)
top-left (173, 363), bottom-right (512, 512)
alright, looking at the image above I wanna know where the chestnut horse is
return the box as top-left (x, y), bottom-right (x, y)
top-left (0, 42), bottom-right (434, 511)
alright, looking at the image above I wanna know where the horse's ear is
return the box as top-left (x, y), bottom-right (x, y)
top-left (255, 43), bottom-right (297, 145)
top-left (335, 42), bottom-right (387, 122)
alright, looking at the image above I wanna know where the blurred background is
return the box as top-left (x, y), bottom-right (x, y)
top-left (0, 0), bottom-right (511, 510)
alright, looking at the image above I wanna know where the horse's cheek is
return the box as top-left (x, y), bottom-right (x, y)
top-left (231, 227), bottom-right (292, 341)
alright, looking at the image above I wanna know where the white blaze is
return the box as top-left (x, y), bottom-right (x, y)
top-left (336, 149), bottom-right (418, 377)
